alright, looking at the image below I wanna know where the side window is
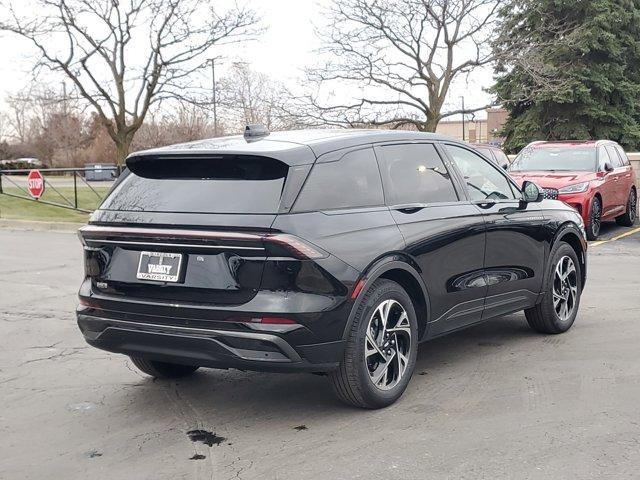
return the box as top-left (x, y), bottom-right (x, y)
top-left (598, 146), bottom-right (611, 170)
top-left (606, 145), bottom-right (623, 168)
top-left (378, 143), bottom-right (458, 205)
top-left (475, 147), bottom-right (494, 162)
top-left (615, 145), bottom-right (630, 166)
top-left (293, 148), bottom-right (383, 212)
top-left (446, 145), bottom-right (517, 201)
top-left (494, 150), bottom-right (511, 167)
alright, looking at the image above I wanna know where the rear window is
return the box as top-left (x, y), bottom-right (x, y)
top-left (100, 155), bottom-right (288, 214)
top-left (292, 148), bottom-right (383, 212)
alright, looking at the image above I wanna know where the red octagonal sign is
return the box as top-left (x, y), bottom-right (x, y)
top-left (27, 169), bottom-right (45, 199)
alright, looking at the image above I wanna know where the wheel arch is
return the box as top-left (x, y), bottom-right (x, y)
top-left (344, 256), bottom-right (431, 342)
top-left (554, 224), bottom-right (587, 289)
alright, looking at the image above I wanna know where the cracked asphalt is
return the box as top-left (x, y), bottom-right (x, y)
top-left (1, 223), bottom-right (640, 480)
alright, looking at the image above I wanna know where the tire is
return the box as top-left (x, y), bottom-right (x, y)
top-left (129, 356), bottom-right (199, 379)
top-left (615, 188), bottom-right (637, 227)
top-left (525, 242), bottom-right (581, 334)
top-left (329, 279), bottom-right (419, 409)
top-left (586, 196), bottom-right (601, 241)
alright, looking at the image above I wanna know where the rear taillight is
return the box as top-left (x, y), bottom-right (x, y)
top-left (77, 226), bottom-right (328, 260)
top-left (263, 234), bottom-right (328, 259)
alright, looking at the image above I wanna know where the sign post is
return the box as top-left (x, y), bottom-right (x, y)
top-left (27, 169), bottom-right (45, 199)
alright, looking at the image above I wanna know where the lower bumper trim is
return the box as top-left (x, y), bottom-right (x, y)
top-left (77, 314), bottom-right (342, 373)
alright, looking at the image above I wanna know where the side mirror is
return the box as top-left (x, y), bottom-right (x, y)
top-left (522, 181), bottom-right (543, 203)
top-left (501, 163), bottom-right (509, 170)
top-left (604, 162), bottom-right (614, 173)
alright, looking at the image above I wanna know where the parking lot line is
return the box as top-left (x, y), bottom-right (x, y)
top-left (590, 225), bottom-right (640, 247)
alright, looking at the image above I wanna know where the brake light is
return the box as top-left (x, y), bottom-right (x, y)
top-left (78, 226), bottom-right (328, 260)
top-left (263, 234), bottom-right (328, 259)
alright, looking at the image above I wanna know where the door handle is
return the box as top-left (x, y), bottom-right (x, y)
top-left (392, 203), bottom-right (427, 213)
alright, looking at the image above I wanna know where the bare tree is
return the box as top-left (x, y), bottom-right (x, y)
top-left (217, 62), bottom-right (302, 133)
top-left (0, 0), bottom-right (259, 165)
top-left (305, 0), bottom-right (505, 131)
top-left (132, 103), bottom-right (215, 150)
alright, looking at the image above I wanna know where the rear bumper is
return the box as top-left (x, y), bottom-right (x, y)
top-left (77, 312), bottom-right (344, 373)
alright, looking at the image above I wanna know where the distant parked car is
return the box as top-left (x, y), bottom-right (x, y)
top-left (509, 140), bottom-right (637, 240)
top-left (0, 158), bottom-right (45, 170)
top-left (472, 144), bottom-right (510, 169)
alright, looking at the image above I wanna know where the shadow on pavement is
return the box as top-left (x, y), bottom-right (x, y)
top-left (107, 313), bottom-right (542, 418)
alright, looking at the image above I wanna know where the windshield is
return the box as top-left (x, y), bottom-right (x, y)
top-left (100, 155), bottom-right (288, 214)
top-left (510, 147), bottom-right (597, 172)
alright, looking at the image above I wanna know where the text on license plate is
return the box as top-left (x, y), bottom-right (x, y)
top-left (136, 251), bottom-right (183, 282)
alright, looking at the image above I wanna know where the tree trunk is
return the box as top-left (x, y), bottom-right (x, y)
top-left (424, 116), bottom-right (440, 132)
top-left (114, 134), bottom-right (133, 167)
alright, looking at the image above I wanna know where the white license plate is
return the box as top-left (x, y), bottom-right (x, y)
top-left (136, 251), bottom-right (183, 282)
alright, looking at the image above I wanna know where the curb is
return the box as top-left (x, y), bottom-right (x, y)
top-left (0, 218), bottom-right (85, 233)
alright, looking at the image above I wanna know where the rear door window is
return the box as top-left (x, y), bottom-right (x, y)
top-left (101, 155), bottom-right (288, 214)
top-left (292, 147), bottom-right (383, 212)
top-left (606, 146), bottom-right (624, 168)
top-left (615, 145), bottom-right (631, 166)
top-left (377, 143), bottom-right (458, 205)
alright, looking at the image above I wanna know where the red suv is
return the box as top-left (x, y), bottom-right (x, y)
top-left (509, 140), bottom-right (637, 240)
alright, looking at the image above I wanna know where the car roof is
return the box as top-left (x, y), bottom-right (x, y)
top-left (527, 140), bottom-right (618, 149)
top-left (127, 129), bottom-right (453, 166)
top-left (472, 144), bottom-right (503, 151)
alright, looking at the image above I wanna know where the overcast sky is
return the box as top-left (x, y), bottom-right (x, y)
top-left (0, 0), bottom-right (494, 120)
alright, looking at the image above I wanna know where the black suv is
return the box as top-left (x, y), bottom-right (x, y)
top-left (77, 128), bottom-right (587, 409)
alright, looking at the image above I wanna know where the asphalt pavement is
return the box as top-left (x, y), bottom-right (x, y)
top-left (1, 222), bottom-right (639, 480)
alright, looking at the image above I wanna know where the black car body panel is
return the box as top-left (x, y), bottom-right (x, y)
top-left (77, 129), bottom-right (587, 373)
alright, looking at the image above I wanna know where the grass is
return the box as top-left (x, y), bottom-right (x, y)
top-left (0, 186), bottom-right (110, 223)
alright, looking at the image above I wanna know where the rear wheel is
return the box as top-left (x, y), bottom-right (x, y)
top-left (615, 188), bottom-right (637, 227)
top-left (586, 196), bottom-right (601, 240)
top-left (129, 357), bottom-right (199, 379)
top-left (329, 279), bottom-right (418, 409)
top-left (525, 242), bottom-right (581, 334)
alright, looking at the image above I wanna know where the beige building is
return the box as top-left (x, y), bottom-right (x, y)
top-left (436, 107), bottom-right (508, 144)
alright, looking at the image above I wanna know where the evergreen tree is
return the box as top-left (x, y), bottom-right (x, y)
top-left (492, 0), bottom-right (640, 153)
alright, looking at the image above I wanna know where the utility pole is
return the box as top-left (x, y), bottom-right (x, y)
top-left (209, 58), bottom-right (218, 137)
top-left (460, 96), bottom-right (465, 142)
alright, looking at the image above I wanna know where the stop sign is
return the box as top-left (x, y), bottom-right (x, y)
top-left (27, 169), bottom-right (45, 199)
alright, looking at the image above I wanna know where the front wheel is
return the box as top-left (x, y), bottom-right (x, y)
top-left (615, 188), bottom-right (637, 227)
top-left (525, 242), bottom-right (581, 334)
top-left (586, 196), bottom-right (601, 240)
top-left (329, 279), bottom-right (418, 409)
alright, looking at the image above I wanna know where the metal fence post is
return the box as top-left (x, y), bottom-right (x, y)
top-left (73, 171), bottom-right (78, 209)
top-left (0, 172), bottom-right (3, 194)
